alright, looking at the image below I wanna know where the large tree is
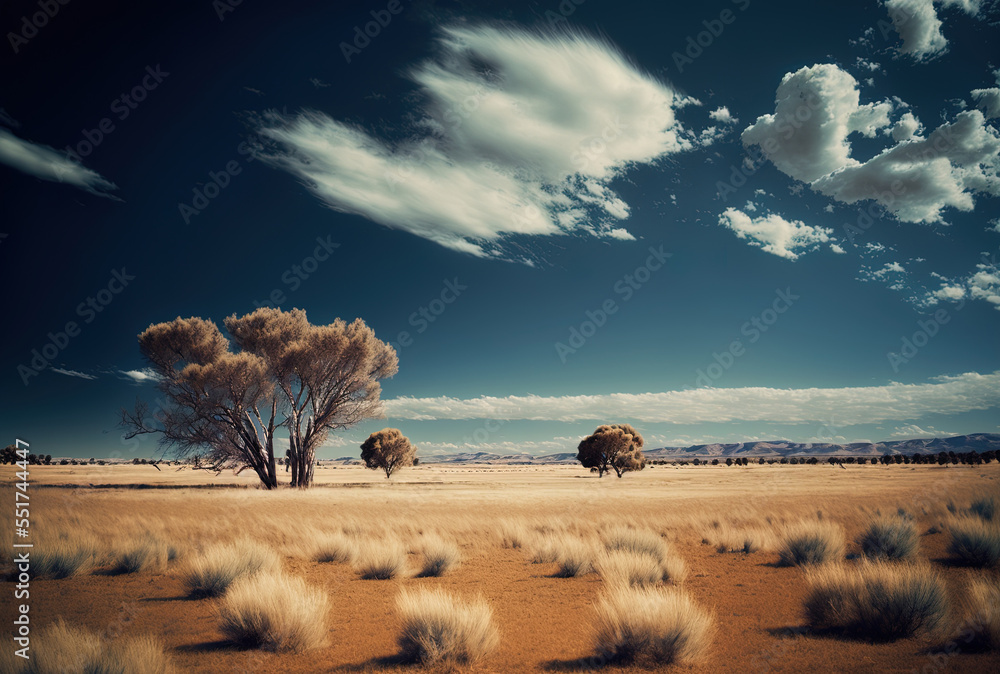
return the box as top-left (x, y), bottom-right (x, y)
top-left (577, 424), bottom-right (646, 478)
top-left (360, 428), bottom-right (417, 479)
top-left (122, 309), bottom-right (397, 488)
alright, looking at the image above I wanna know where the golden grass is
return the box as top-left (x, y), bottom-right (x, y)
top-left (591, 585), bottom-right (714, 664)
top-left (217, 572), bottom-right (330, 652)
top-left (417, 535), bottom-right (461, 577)
top-left (183, 539), bottom-right (281, 597)
top-left (354, 539), bottom-right (408, 580)
top-left (947, 517), bottom-right (1000, 567)
top-left (857, 515), bottom-right (919, 561)
top-left (554, 537), bottom-right (596, 578)
top-left (109, 536), bottom-right (169, 575)
top-left (311, 532), bottom-right (358, 564)
top-left (778, 520), bottom-right (846, 566)
top-left (959, 576), bottom-right (1000, 650)
top-left (803, 561), bottom-right (949, 640)
top-left (396, 587), bottom-right (500, 664)
top-left (30, 538), bottom-right (96, 579)
top-left (21, 618), bottom-right (172, 674)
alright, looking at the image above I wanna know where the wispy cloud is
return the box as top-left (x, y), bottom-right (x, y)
top-left (254, 24), bottom-right (698, 258)
top-left (718, 208), bottom-right (836, 260)
top-left (0, 128), bottom-right (119, 198)
top-left (383, 371), bottom-right (1000, 426)
top-left (50, 367), bottom-right (98, 380)
top-left (118, 368), bottom-right (162, 384)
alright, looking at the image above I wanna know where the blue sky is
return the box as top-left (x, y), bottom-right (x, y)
top-left (1, 0), bottom-right (998, 459)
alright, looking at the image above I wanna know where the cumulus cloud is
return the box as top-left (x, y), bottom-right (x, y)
top-left (718, 208), bottom-right (834, 260)
top-left (924, 258), bottom-right (1000, 309)
top-left (971, 88), bottom-right (1000, 119)
top-left (254, 25), bottom-right (696, 258)
top-left (50, 367), bottom-right (97, 380)
top-left (709, 106), bottom-right (735, 124)
top-left (0, 128), bottom-right (118, 198)
top-left (882, 0), bottom-right (982, 61)
top-left (383, 371), bottom-right (1000, 425)
top-left (743, 64), bottom-right (1000, 226)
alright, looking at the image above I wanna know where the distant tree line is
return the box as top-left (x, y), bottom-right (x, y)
top-left (647, 450), bottom-right (996, 466)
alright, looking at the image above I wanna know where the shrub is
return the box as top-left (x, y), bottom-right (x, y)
top-left (109, 537), bottom-right (169, 575)
top-left (217, 572), bottom-right (330, 652)
top-left (396, 588), bottom-right (499, 664)
top-left (948, 519), bottom-right (1000, 567)
top-left (959, 576), bottom-right (999, 650)
top-left (857, 516), bottom-right (919, 561)
top-left (31, 540), bottom-right (94, 579)
top-left (354, 540), bottom-right (407, 580)
top-left (554, 538), bottom-right (595, 578)
top-left (417, 536), bottom-right (461, 577)
top-left (778, 521), bottom-right (845, 566)
top-left (23, 619), bottom-right (172, 674)
top-left (591, 585), bottom-right (713, 665)
top-left (803, 562), bottom-right (949, 641)
top-left (312, 533), bottom-right (358, 564)
top-left (184, 539), bottom-right (281, 597)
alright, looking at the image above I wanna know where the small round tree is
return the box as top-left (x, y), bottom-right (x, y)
top-left (577, 424), bottom-right (645, 478)
top-left (360, 428), bottom-right (417, 479)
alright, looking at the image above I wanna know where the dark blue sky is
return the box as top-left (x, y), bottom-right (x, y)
top-left (2, 0), bottom-right (998, 458)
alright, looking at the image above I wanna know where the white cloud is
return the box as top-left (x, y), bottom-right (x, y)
top-left (718, 208), bottom-right (834, 260)
top-left (254, 25), bottom-right (695, 258)
top-left (988, 218), bottom-right (1000, 234)
top-left (0, 128), bottom-right (118, 198)
top-left (924, 260), bottom-right (1000, 309)
top-left (971, 88), bottom-right (1000, 119)
top-left (119, 368), bottom-right (163, 384)
top-left (883, 0), bottom-right (948, 60)
top-left (709, 106), bottom-right (735, 124)
top-left (744, 64), bottom-right (1000, 225)
top-left (50, 367), bottom-right (97, 380)
top-left (824, 204), bottom-right (835, 213)
top-left (889, 111), bottom-right (923, 141)
top-left (877, 261), bottom-right (906, 276)
top-left (889, 423), bottom-right (954, 438)
top-left (383, 371), bottom-right (1000, 425)
top-left (830, 243), bottom-right (846, 254)
top-left (932, 284), bottom-right (966, 300)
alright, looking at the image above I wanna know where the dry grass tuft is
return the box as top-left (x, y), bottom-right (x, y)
top-left (497, 519), bottom-right (530, 549)
top-left (527, 535), bottom-right (561, 564)
top-left (396, 587), bottom-right (499, 664)
top-left (31, 539), bottom-right (95, 579)
top-left (22, 619), bottom-right (172, 674)
top-left (947, 518), bottom-right (1000, 568)
top-left (804, 561), bottom-right (949, 641)
top-left (857, 516), bottom-right (919, 561)
top-left (354, 540), bottom-right (407, 580)
top-left (957, 576), bottom-right (999, 650)
top-left (595, 549), bottom-right (686, 587)
top-left (592, 585), bottom-right (713, 665)
top-left (554, 537), bottom-right (596, 578)
top-left (217, 572), bottom-right (330, 652)
top-left (417, 535), bottom-right (461, 577)
top-left (778, 520), bottom-right (845, 566)
top-left (183, 539), bottom-right (281, 598)
top-left (109, 536), bottom-right (169, 575)
top-left (312, 532), bottom-right (358, 564)
top-left (602, 526), bottom-right (670, 565)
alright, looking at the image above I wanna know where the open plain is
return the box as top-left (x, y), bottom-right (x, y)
top-left (2, 462), bottom-right (998, 673)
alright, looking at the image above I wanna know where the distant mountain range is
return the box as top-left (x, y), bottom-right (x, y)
top-left (327, 433), bottom-right (1000, 465)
